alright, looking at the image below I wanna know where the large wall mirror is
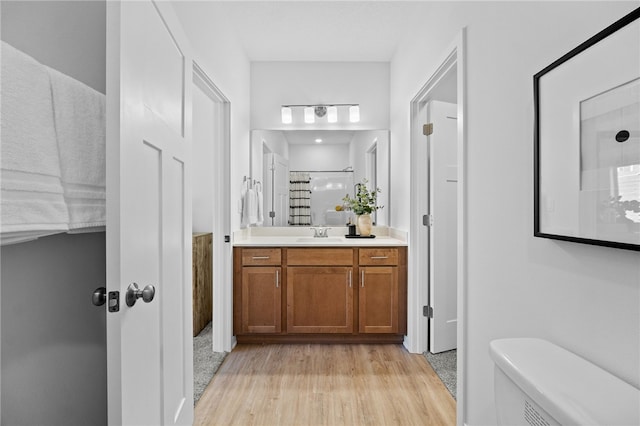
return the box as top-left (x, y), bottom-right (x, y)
top-left (250, 129), bottom-right (389, 227)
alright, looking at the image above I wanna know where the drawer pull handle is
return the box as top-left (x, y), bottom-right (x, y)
top-left (252, 256), bottom-right (270, 260)
top-left (370, 256), bottom-right (388, 259)
top-left (275, 269), bottom-right (279, 288)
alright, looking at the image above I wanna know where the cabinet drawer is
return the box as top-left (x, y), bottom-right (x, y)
top-left (287, 248), bottom-right (353, 266)
top-left (242, 248), bottom-right (282, 266)
top-left (359, 248), bottom-right (398, 265)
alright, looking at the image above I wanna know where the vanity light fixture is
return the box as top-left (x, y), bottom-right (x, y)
top-left (349, 105), bottom-right (360, 123)
top-left (327, 106), bottom-right (338, 123)
top-left (281, 106), bottom-right (292, 124)
top-left (304, 107), bottom-right (315, 123)
top-left (315, 138), bottom-right (323, 143)
top-left (281, 104), bottom-right (360, 124)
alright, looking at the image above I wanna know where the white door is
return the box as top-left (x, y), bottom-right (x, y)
top-left (428, 100), bottom-right (458, 354)
top-left (274, 154), bottom-right (290, 226)
top-left (265, 153), bottom-right (289, 226)
top-left (106, 2), bottom-right (193, 425)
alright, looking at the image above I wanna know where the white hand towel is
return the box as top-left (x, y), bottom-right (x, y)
top-left (247, 188), bottom-right (258, 225)
top-left (240, 179), bottom-right (249, 227)
top-left (1, 42), bottom-right (69, 240)
top-left (256, 184), bottom-right (264, 225)
top-left (47, 66), bottom-right (106, 230)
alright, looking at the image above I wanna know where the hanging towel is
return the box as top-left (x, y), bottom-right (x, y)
top-left (256, 183), bottom-right (264, 226)
top-left (47, 66), bottom-right (106, 230)
top-left (246, 187), bottom-right (258, 225)
top-left (240, 179), bottom-right (249, 227)
top-left (0, 42), bottom-right (69, 244)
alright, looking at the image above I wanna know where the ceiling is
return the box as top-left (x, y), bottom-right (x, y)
top-left (174, 1), bottom-right (429, 62)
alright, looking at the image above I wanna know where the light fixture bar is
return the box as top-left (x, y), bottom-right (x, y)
top-left (281, 104), bottom-right (360, 124)
top-left (282, 103), bottom-right (359, 108)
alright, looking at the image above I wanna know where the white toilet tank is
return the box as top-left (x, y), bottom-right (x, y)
top-left (490, 338), bottom-right (640, 426)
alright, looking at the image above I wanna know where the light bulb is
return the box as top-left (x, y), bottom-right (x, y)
top-left (327, 106), bottom-right (338, 123)
top-left (281, 107), bottom-right (292, 124)
top-left (304, 107), bottom-right (315, 124)
top-left (349, 105), bottom-right (360, 123)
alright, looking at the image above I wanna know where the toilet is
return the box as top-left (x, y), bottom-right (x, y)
top-left (490, 338), bottom-right (640, 426)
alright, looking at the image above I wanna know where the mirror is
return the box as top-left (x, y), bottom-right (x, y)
top-left (250, 130), bottom-right (389, 227)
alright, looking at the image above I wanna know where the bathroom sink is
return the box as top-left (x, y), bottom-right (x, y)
top-left (295, 237), bottom-right (343, 243)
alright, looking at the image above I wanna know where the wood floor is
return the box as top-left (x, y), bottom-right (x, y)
top-left (194, 344), bottom-right (456, 426)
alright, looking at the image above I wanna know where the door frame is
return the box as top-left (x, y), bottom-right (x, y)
top-left (408, 28), bottom-right (467, 425)
top-left (192, 62), bottom-right (233, 352)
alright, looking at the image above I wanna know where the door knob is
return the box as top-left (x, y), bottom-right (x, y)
top-left (92, 287), bottom-right (106, 306)
top-left (125, 282), bottom-right (156, 307)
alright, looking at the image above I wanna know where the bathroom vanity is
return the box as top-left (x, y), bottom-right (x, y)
top-left (233, 229), bottom-right (407, 343)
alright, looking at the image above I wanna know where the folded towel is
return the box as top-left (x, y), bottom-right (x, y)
top-left (47, 66), bottom-right (106, 230)
top-left (1, 42), bottom-right (69, 238)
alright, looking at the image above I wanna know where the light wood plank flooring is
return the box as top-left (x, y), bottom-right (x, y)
top-left (195, 344), bottom-right (456, 425)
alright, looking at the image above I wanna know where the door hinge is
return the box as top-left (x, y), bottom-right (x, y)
top-left (108, 291), bottom-right (120, 313)
top-left (423, 305), bottom-right (433, 318)
top-left (224, 235), bottom-right (231, 243)
top-left (422, 214), bottom-right (433, 227)
top-left (269, 211), bottom-right (276, 218)
top-left (423, 123), bottom-right (433, 136)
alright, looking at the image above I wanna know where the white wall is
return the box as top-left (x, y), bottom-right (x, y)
top-left (173, 2), bottom-right (252, 232)
top-left (289, 143), bottom-right (350, 171)
top-left (1, 2), bottom-right (107, 425)
top-left (250, 129), bottom-right (289, 184)
top-left (390, 2), bottom-right (640, 424)
top-left (349, 130), bottom-right (389, 225)
top-left (251, 61), bottom-right (390, 130)
top-left (192, 84), bottom-right (216, 233)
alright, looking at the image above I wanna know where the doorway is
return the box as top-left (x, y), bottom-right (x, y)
top-left (192, 63), bottom-right (232, 353)
top-left (409, 29), bottom-right (467, 423)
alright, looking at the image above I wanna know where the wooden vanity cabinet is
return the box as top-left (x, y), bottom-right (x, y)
top-left (233, 246), bottom-right (407, 343)
top-left (235, 248), bottom-right (282, 334)
top-left (358, 248), bottom-right (400, 334)
top-left (287, 248), bottom-right (354, 334)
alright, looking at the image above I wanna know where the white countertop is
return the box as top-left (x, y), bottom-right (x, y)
top-left (232, 226), bottom-right (408, 247)
top-left (233, 235), bottom-right (407, 247)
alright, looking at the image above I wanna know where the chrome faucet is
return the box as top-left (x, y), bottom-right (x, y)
top-left (310, 227), bottom-right (331, 238)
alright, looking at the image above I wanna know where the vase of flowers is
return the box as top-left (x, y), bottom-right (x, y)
top-left (342, 179), bottom-right (383, 236)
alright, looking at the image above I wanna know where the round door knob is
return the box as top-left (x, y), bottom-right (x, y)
top-left (92, 287), bottom-right (106, 306)
top-left (125, 282), bottom-right (156, 307)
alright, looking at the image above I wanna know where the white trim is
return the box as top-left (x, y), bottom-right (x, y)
top-left (192, 62), bottom-right (233, 353)
top-left (408, 28), bottom-right (467, 426)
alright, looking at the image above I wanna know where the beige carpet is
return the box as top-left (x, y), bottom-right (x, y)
top-left (193, 322), bottom-right (227, 404)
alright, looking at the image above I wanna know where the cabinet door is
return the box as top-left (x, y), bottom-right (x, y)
top-left (287, 267), bottom-right (353, 333)
top-left (242, 267), bottom-right (282, 333)
top-left (359, 267), bottom-right (398, 333)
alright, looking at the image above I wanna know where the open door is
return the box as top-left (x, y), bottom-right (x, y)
top-left (265, 152), bottom-right (289, 226)
top-left (428, 100), bottom-right (458, 354)
top-left (106, 1), bottom-right (193, 424)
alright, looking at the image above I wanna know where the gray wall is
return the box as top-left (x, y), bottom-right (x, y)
top-left (1, 1), bottom-right (107, 425)
top-left (1, 1), bottom-right (106, 93)
top-left (1, 233), bottom-right (107, 426)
